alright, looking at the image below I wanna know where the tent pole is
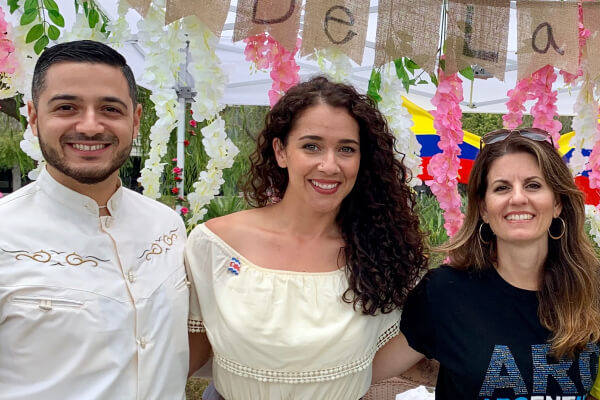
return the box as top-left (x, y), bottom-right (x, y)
top-left (174, 40), bottom-right (196, 213)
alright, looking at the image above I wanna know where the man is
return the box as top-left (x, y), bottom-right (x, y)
top-left (0, 40), bottom-right (189, 399)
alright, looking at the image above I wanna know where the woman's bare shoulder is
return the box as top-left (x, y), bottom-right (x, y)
top-left (204, 208), bottom-right (268, 245)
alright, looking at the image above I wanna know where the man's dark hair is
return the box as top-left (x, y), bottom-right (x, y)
top-left (31, 40), bottom-right (137, 107)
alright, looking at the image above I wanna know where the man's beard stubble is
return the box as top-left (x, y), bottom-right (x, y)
top-left (38, 130), bottom-right (133, 185)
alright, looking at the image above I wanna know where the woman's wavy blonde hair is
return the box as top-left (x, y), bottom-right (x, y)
top-left (440, 133), bottom-right (600, 358)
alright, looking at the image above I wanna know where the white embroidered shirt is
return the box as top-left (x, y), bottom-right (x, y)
top-left (0, 169), bottom-right (189, 400)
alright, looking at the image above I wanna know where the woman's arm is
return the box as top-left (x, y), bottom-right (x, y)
top-left (372, 332), bottom-right (425, 383)
top-left (188, 332), bottom-right (212, 377)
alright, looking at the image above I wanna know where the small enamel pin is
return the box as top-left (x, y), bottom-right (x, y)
top-left (228, 257), bottom-right (241, 275)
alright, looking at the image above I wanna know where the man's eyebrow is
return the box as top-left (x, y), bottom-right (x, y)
top-left (47, 94), bottom-right (129, 110)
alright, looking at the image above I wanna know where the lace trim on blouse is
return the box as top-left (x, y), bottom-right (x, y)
top-left (214, 320), bottom-right (399, 384)
top-left (188, 318), bottom-right (206, 333)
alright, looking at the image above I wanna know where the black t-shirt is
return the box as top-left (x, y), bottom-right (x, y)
top-left (400, 265), bottom-right (599, 400)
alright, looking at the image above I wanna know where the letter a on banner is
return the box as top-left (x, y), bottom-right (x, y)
top-left (127, 0), bottom-right (152, 17)
top-left (165, 0), bottom-right (230, 37)
top-left (374, 0), bottom-right (441, 74)
top-left (233, 0), bottom-right (301, 52)
top-left (583, 3), bottom-right (600, 80)
top-left (445, 0), bottom-right (510, 80)
top-left (301, 0), bottom-right (370, 65)
top-left (517, 1), bottom-right (579, 79)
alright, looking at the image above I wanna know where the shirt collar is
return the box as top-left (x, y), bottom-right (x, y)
top-left (37, 167), bottom-right (124, 216)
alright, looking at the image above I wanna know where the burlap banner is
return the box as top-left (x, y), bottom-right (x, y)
top-left (233, 0), bottom-right (302, 52)
top-left (583, 2), bottom-right (600, 81)
top-left (517, 1), bottom-right (579, 80)
top-left (165, 0), bottom-right (230, 37)
top-left (374, 0), bottom-right (440, 74)
top-left (445, 0), bottom-right (509, 80)
top-left (301, 0), bottom-right (369, 65)
top-left (127, 0), bottom-right (152, 17)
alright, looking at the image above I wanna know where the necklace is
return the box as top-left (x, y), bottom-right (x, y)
top-left (98, 205), bottom-right (108, 209)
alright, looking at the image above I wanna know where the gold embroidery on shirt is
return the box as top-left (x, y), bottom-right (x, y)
top-left (1, 248), bottom-right (109, 267)
top-left (15, 250), bottom-right (51, 263)
top-left (138, 227), bottom-right (179, 261)
top-left (66, 252), bottom-right (99, 267)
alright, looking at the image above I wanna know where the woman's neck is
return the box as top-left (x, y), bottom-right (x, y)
top-left (266, 195), bottom-right (340, 240)
top-left (494, 242), bottom-right (548, 290)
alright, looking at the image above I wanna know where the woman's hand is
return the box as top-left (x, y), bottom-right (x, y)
top-left (372, 333), bottom-right (425, 383)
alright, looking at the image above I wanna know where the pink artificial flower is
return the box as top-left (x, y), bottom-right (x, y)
top-left (180, 207), bottom-right (189, 215)
top-left (172, 167), bottom-right (182, 174)
top-left (171, 158), bottom-right (177, 162)
top-left (184, 140), bottom-right (190, 147)
top-left (171, 187), bottom-right (179, 194)
top-left (189, 119), bottom-right (197, 128)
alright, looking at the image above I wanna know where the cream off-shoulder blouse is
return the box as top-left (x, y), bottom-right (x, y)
top-left (186, 224), bottom-right (401, 400)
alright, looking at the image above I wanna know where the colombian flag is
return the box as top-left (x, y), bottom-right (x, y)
top-left (403, 97), bottom-right (598, 206)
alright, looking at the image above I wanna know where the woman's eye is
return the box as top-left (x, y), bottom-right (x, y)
top-left (303, 143), bottom-right (319, 151)
top-left (526, 182), bottom-right (541, 190)
top-left (493, 185), bottom-right (509, 192)
top-left (339, 146), bottom-right (356, 153)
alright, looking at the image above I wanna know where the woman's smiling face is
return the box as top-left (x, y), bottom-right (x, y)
top-left (273, 103), bottom-right (361, 215)
top-left (480, 152), bottom-right (562, 249)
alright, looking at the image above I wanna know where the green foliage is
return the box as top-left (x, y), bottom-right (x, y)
top-left (459, 66), bottom-right (474, 81)
top-left (461, 113), bottom-right (504, 136)
top-left (14, 0), bottom-right (65, 54)
top-left (0, 113), bottom-right (34, 174)
top-left (367, 69), bottom-right (382, 103)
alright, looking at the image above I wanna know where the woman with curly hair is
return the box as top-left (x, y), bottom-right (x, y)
top-left (373, 129), bottom-right (600, 399)
top-left (185, 76), bottom-right (428, 399)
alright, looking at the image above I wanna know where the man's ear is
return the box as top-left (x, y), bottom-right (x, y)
top-left (132, 103), bottom-right (142, 139)
top-left (273, 138), bottom-right (287, 168)
top-left (27, 101), bottom-right (38, 137)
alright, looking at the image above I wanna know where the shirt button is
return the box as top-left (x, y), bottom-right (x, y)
top-left (138, 337), bottom-right (147, 349)
top-left (127, 271), bottom-right (136, 283)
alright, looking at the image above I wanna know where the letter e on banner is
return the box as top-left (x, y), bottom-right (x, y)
top-left (301, 0), bottom-right (370, 64)
top-left (517, 1), bottom-right (579, 79)
top-left (233, 0), bottom-right (301, 52)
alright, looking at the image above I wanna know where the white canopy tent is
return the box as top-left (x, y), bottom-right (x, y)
top-left (7, 0), bottom-right (580, 115)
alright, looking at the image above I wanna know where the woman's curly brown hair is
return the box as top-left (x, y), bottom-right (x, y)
top-left (243, 76), bottom-right (428, 315)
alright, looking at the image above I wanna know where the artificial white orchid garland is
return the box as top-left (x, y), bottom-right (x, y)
top-left (182, 17), bottom-right (238, 224)
top-left (311, 48), bottom-right (353, 83)
top-left (379, 63), bottom-right (422, 187)
top-left (136, 2), bottom-right (184, 199)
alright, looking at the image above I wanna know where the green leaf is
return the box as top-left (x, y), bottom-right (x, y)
top-left (430, 73), bottom-right (439, 87)
top-left (367, 69), bottom-right (382, 103)
top-left (459, 66), bottom-right (474, 81)
top-left (24, 0), bottom-right (37, 12)
top-left (100, 21), bottom-right (107, 33)
top-left (20, 9), bottom-right (38, 26)
top-left (417, 80), bottom-right (428, 85)
top-left (74, 0), bottom-right (79, 13)
top-left (43, 0), bottom-right (59, 12)
top-left (33, 34), bottom-right (49, 55)
top-left (8, 0), bottom-right (20, 14)
top-left (405, 59), bottom-right (420, 71)
top-left (25, 23), bottom-right (44, 43)
top-left (83, 1), bottom-right (89, 15)
top-left (47, 24), bottom-right (60, 40)
top-left (439, 59), bottom-right (445, 72)
top-left (88, 8), bottom-right (99, 28)
top-left (47, 9), bottom-right (65, 27)
top-left (394, 59), bottom-right (408, 82)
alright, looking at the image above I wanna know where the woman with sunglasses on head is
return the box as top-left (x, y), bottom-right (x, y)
top-left (373, 129), bottom-right (600, 399)
top-left (185, 76), bottom-right (428, 400)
